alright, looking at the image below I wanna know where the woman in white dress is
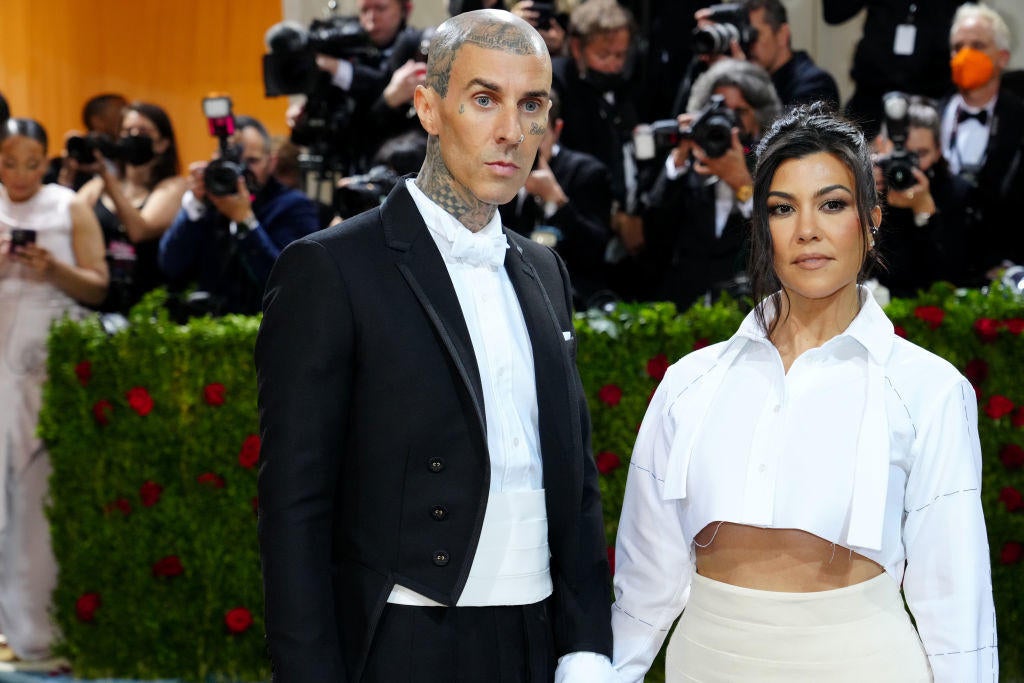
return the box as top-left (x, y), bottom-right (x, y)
top-left (611, 104), bottom-right (997, 682)
top-left (0, 118), bottom-right (107, 661)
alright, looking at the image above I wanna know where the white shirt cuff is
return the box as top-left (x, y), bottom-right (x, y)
top-left (737, 196), bottom-right (753, 218)
top-left (330, 59), bottom-right (354, 91)
top-left (664, 154), bottom-right (691, 181)
top-left (555, 651), bottom-right (619, 683)
top-left (182, 190), bottom-right (206, 221)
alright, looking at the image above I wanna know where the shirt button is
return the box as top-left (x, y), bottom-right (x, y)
top-left (428, 457), bottom-right (445, 473)
top-left (433, 550), bottom-right (450, 567)
top-left (431, 505), bottom-right (448, 521)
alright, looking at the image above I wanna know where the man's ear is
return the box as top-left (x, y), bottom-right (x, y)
top-left (414, 84), bottom-right (440, 135)
top-left (778, 23), bottom-right (791, 50)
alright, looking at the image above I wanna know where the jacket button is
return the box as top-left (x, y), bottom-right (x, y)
top-left (433, 550), bottom-right (450, 567)
top-left (428, 457), bottom-right (445, 473)
top-left (431, 505), bottom-right (448, 521)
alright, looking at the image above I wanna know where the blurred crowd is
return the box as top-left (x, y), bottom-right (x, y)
top-left (0, 0), bottom-right (1023, 667)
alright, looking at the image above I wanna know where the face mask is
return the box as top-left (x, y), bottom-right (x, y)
top-left (950, 47), bottom-right (996, 91)
top-left (119, 135), bottom-right (155, 166)
top-left (582, 68), bottom-right (625, 93)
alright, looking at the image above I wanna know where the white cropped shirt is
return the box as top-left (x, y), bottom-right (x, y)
top-left (611, 288), bottom-right (997, 682)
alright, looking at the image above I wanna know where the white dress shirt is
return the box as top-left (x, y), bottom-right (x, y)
top-left (941, 94), bottom-right (997, 175)
top-left (612, 287), bottom-right (997, 682)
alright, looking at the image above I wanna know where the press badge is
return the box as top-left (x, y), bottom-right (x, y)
top-left (893, 24), bottom-right (916, 55)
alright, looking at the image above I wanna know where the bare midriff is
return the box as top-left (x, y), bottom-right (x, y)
top-left (694, 522), bottom-right (884, 592)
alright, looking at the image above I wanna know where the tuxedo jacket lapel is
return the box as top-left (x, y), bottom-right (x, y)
top-left (380, 182), bottom-right (487, 441)
top-left (503, 236), bottom-right (577, 480)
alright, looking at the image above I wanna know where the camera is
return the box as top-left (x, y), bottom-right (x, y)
top-left (333, 165), bottom-right (399, 219)
top-left (692, 3), bottom-right (758, 57)
top-left (66, 133), bottom-right (119, 164)
top-left (263, 13), bottom-right (378, 174)
top-left (682, 94), bottom-right (738, 158)
top-left (531, 1), bottom-right (555, 28)
top-left (875, 91), bottom-right (919, 192)
top-left (9, 228), bottom-right (36, 248)
top-left (199, 96), bottom-right (256, 197)
top-left (633, 120), bottom-right (687, 161)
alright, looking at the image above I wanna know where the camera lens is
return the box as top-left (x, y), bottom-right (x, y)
top-left (204, 159), bottom-right (243, 197)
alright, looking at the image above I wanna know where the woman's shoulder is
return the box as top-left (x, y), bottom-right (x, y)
top-left (661, 340), bottom-right (734, 389)
top-left (886, 335), bottom-right (969, 409)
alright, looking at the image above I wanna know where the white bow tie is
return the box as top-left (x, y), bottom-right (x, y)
top-left (450, 228), bottom-right (509, 268)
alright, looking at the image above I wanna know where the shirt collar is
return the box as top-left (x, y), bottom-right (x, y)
top-left (730, 285), bottom-right (894, 364)
top-left (954, 92), bottom-right (998, 117)
top-left (406, 178), bottom-right (504, 255)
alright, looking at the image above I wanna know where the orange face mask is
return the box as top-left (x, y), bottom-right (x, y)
top-left (950, 47), bottom-right (996, 91)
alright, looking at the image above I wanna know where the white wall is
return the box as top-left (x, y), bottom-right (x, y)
top-left (283, 0), bottom-right (1024, 104)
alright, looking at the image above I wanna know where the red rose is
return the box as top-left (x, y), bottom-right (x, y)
top-left (1001, 541), bottom-right (1023, 565)
top-left (597, 384), bottom-right (623, 407)
top-left (595, 451), bottom-right (622, 475)
top-left (893, 326), bottom-right (907, 338)
top-left (986, 395), bottom-right (1015, 420)
top-left (203, 382), bottom-right (226, 406)
top-left (126, 386), bottom-right (154, 416)
top-left (1004, 318), bottom-right (1024, 336)
top-left (75, 592), bottom-right (101, 622)
top-left (913, 305), bottom-right (944, 330)
top-left (152, 555), bottom-right (184, 578)
top-left (238, 435), bottom-right (261, 469)
top-left (92, 399), bottom-right (113, 426)
top-left (1013, 406), bottom-right (1024, 429)
top-left (692, 337), bottom-right (710, 350)
top-left (973, 318), bottom-right (1000, 344)
top-left (197, 472), bottom-right (226, 489)
top-left (963, 359), bottom-right (989, 387)
top-left (75, 360), bottom-right (92, 387)
top-left (1000, 486), bottom-right (1024, 512)
top-left (139, 480), bottom-right (163, 507)
top-left (225, 607), bottom-right (254, 634)
top-left (1001, 444), bottom-right (1024, 470)
top-left (646, 354), bottom-right (670, 381)
top-left (104, 497), bottom-right (132, 516)
top-left (607, 545), bottom-right (615, 576)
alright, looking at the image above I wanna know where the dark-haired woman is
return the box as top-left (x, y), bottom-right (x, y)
top-left (0, 118), bottom-right (108, 662)
top-left (610, 105), bottom-right (996, 681)
top-left (78, 102), bottom-right (186, 312)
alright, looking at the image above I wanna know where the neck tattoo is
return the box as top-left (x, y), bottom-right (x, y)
top-left (416, 136), bottom-right (495, 233)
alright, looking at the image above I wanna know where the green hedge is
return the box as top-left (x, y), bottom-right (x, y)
top-left (40, 284), bottom-right (1024, 680)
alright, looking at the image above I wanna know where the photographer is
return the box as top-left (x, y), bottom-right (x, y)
top-left (44, 93), bottom-right (128, 191)
top-left (692, 1), bottom-right (839, 109)
top-left (873, 96), bottom-right (971, 297)
top-left (312, 0), bottom-right (425, 171)
top-left (158, 116), bottom-right (319, 316)
top-left (510, 0), bottom-right (567, 56)
top-left (643, 58), bottom-right (781, 309)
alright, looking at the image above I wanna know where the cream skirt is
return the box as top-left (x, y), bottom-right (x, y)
top-left (666, 572), bottom-right (932, 682)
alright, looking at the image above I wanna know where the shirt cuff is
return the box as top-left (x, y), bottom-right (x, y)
top-left (737, 197), bottom-right (753, 218)
top-left (555, 651), bottom-right (619, 683)
top-left (664, 154), bottom-right (691, 181)
top-left (182, 190), bottom-right (206, 222)
top-left (331, 60), bottom-right (354, 91)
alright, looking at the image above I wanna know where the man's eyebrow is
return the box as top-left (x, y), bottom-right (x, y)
top-left (463, 79), bottom-right (549, 101)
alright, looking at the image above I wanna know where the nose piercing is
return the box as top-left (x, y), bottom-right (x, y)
top-left (517, 134), bottom-right (525, 144)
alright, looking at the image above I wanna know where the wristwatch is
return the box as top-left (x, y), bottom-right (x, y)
top-left (230, 215), bottom-right (257, 235)
top-left (734, 184), bottom-right (754, 203)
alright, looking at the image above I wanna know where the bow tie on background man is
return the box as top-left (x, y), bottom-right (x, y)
top-left (957, 107), bottom-right (989, 126)
top-left (450, 228), bottom-right (509, 268)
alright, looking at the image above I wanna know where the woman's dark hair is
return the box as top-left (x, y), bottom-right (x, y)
top-left (2, 117), bottom-right (49, 154)
top-left (748, 102), bottom-right (880, 337)
top-left (126, 101), bottom-right (180, 185)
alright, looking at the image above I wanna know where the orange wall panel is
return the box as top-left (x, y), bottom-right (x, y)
top-left (0, 0), bottom-right (289, 173)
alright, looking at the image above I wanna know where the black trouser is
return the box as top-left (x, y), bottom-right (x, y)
top-left (361, 600), bottom-right (556, 682)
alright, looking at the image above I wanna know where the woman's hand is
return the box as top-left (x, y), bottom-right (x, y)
top-left (11, 242), bottom-right (55, 275)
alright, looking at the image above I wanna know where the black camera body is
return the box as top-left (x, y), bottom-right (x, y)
top-left (682, 94), bottom-right (738, 158)
top-left (66, 133), bottom-right (119, 164)
top-left (531, 1), bottom-right (555, 28)
top-left (692, 3), bottom-right (758, 57)
top-left (333, 165), bottom-right (400, 219)
top-left (204, 150), bottom-right (256, 197)
top-left (877, 91), bottom-right (919, 191)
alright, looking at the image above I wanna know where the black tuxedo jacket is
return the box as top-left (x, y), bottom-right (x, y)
top-left (643, 167), bottom-right (750, 309)
top-left (255, 180), bottom-right (613, 682)
top-left (941, 88), bottom-right (1024, 280)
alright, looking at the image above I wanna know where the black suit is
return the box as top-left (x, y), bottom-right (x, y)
top-left (771, 51), bottom-right (840, 109)
top-left (256, 180), bottom-right (612, 682)
top-left (941, 89), bottom-right (1024, 282)
top-left (500, 147), bottom-right (613, 308)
